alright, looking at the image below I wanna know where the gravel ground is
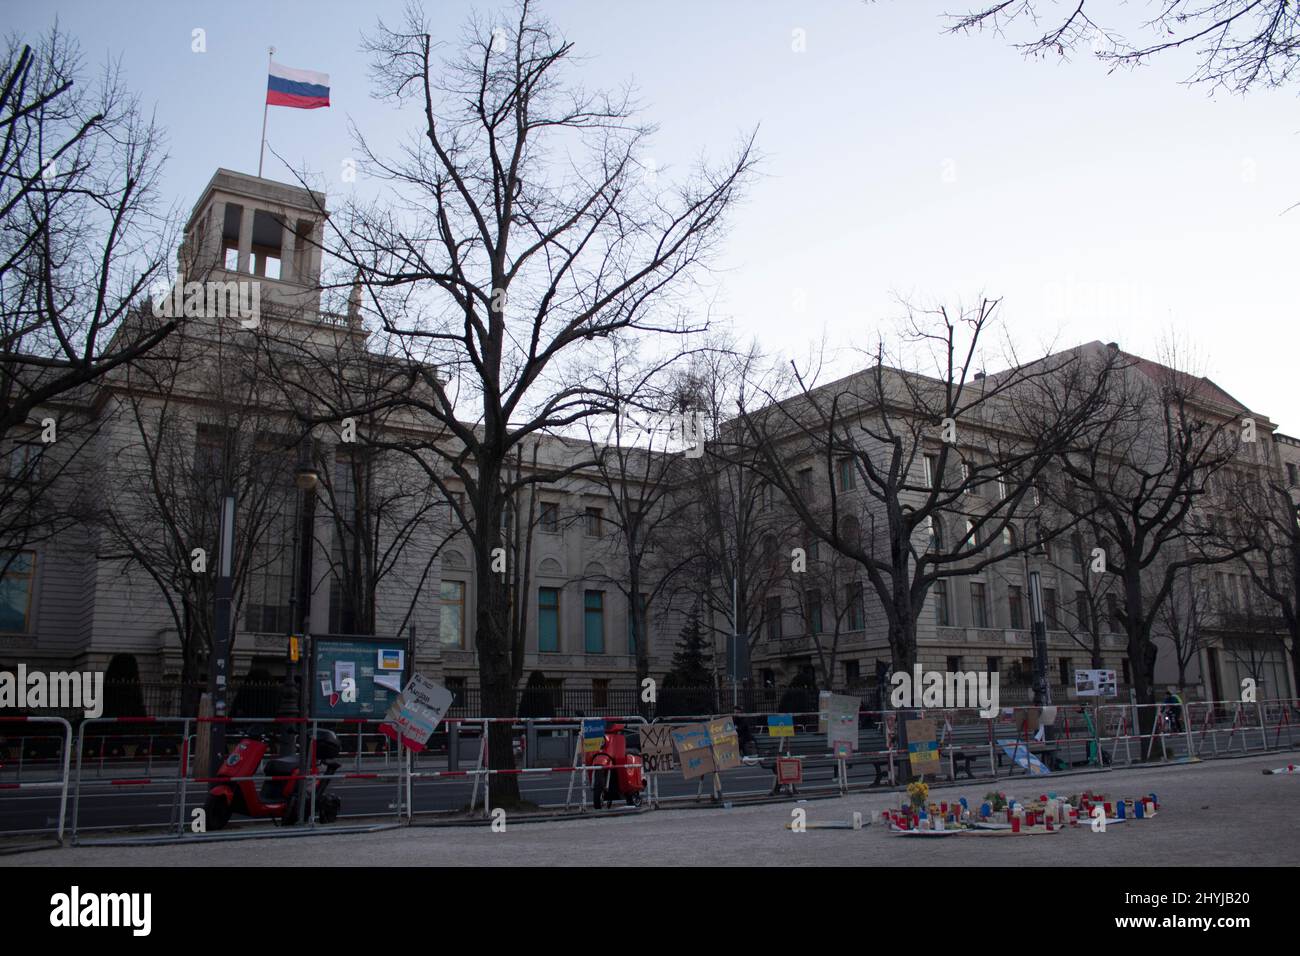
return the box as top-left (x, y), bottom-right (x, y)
top-left (8, 751), bottom-right (1298, 867)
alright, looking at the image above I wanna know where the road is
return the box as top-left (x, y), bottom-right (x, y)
top-left (7, 751), bottom-right (1297, 866)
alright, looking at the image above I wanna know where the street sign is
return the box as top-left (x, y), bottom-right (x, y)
top-left (379, 674), bottom-right (453, 752)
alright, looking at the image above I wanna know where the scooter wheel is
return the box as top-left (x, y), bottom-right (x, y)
top-left (204, 793), bottom-right (231, 831)
top-left (317, 794), bottom-right (341, 824)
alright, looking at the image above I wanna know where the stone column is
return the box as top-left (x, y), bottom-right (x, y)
top-left (237, 205), bottom-right (255, 274)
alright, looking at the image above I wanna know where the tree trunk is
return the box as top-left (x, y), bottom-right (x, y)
top-left (473, 487), bottom-right (521, 806)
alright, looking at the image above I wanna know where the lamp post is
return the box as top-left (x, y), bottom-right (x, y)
top-left (279, 437), bottom-right (319, 763)
top-left (208, 493), bottom-right (236, 776)
top-left (1024, 536), bottom-right (1051, 707)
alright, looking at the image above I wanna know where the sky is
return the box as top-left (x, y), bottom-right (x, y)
top-left (11, 0), bottom-right (1299, 431)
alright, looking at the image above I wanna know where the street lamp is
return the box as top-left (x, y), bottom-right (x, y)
top-left (1023, 526), bottom-right (1050, 708)
top-left (278, 437), bottom-right (319, 759)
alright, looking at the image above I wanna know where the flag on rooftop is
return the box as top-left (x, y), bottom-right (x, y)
top-left (266, 61), bottom-right (330, 110)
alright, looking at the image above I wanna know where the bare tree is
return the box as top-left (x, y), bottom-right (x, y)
top-left (301, 1), bottom-right (755, 801)
top-left (1234, 469), bottom-right (1299, 698)
top-left (736, 299), bottom-right (1117, 674)
top-left (1053, 342), bottom-right (1255, 728)
top-left (1158, 565), bottom-right (1215, 692)
top-left (945, 1), bottom-right (1300, 95)
top-left (0, 28), bottom-right (177, 551)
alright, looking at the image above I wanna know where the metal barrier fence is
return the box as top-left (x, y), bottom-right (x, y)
top-left (0, 716), bottom-right (73, 843)
top-left (4, 697), bottom-right (1295, 845)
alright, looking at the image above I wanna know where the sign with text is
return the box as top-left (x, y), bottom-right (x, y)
top-left (827, 694), bottom-right (859, 752)
top-left (638, 724), bottom-right (679, 773)
top-left (378, 674), bottom-right (453, 752)
top-left (905, 717), bottom-right (940, 778)
top-left (582, 718), bottom-right (606, 754)
top-left (776, 756), bottom-right (803, 785)
top-left (708, 717), bottom-right (742, 771)
top-left (671, 723), bottom-right (716, 779)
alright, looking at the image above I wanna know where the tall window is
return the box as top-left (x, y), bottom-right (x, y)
top-left (592, 678), bottom-right (609, 709)
top-left (1043, 588), bottom-right (1059, 630)
top-left (934, 580), bottom-right (951, 626)
top-left (846, 582), bottom-right (866, 630)
top-left (923, 453), bottom-right (938, 488)
top-left (970, 582), bottom-right (988, 628)
top-left (928, 515), bottom-right (944, 552)
top-left (584, 506), bottom-right (603, 537)
top-left (626, 592), bottom-right (647, 654)
top-left (797, 467), bottom-right (814, 497)
top-left (584, 590), bottom-right (605, 653)
top-left (540, 501), bottom-right (559, 533)
top-left (439, 581), bottom-right (466, 647)
top-left (1075, 590), bottom-right (1091, 630)
top-left (0, 551), bottom-right (36, 633)
top-left (1106, 592), bottom-right (1121, 632)
top-left (1071, 531), bottom-right (1084, 566)
top-left (1008, 585), bottom-right (1024, 629)
top-left (1059, 657), bottom-right (1071, 686)
top-left (241, 432), bottom-right (295, 634)
top-left (765, 596), bottom-right (783, 639)
top-left (538, 587), bottom-right (560, 652)
top-left (328, 451), bottom-right (365, 634)
top-left (805, 588), bottom-right (823, 634)
top-left (837, 457), bottom-right (856, 491)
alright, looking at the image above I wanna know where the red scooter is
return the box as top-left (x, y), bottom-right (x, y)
top-left (587, 723), bottom-right (645, 809)
top-left (204, 728), bottom-right (343, 830)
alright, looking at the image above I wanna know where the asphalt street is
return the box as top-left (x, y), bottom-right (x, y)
top-left (7, 751), bottom-right (1297, 866)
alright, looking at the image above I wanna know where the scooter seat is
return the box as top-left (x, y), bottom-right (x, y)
top-left (265, 756), bottom-right (299, 778)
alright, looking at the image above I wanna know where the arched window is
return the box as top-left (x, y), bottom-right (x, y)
top-left (1001, 525), bottom-right (1017, 550)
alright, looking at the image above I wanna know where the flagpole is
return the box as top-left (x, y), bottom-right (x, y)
top-left (258, 46), bottom-right (275, 177)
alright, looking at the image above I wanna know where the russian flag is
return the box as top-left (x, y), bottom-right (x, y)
top-left (266, 61), bottom-right (330, 110)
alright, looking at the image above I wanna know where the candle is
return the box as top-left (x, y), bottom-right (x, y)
top-left (1011, 815), bottom-right (1021, 833)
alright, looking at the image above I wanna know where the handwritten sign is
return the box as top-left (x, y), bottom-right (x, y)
top-left (671, 723), bottom-right (716, 779)
top-left (905, 717), bottom-right (940, 777)
top-left (776, 757), bottom-right (802, 785)
top-left (827, 694), bottom-right (859, 753)
top-left (708, 717), bottom-right (742, 771)
top-left (638, 724), bottom-right (678, 773)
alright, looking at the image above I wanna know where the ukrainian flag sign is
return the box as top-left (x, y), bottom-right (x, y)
top-left (906, 718), bottom-right (940, 776)
top-left (767, 714), bottom-right (795, 738)
top-left (582, 718), bottom-right (605, 754)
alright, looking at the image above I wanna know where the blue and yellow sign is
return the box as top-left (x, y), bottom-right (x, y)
top-left (767, 714), bottom-right (795, 738)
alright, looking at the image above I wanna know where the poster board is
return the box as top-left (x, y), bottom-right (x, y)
top-left (827, 694), bottom-right (859, 753)
top-left (1074, 669), bottom-right (1118, 698)
top-left (582, 718), bottom-right (606, 754)
top-left (311, 636), bottom-right (407, 718)
top-left (638, 724), bottom-right (679, 773)
top-left (671, 723), bottom-right (717, 779)
top-left (378, 674), bottom-right (453, 752)
top-left (708, 717), bottom-right (742, 771)
top-left (905, 717), bottom-right (940, 777)
top-left (776, 757), bottom-right (803, 785)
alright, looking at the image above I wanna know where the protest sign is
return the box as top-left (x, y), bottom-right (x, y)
top-left (671, 723), bottom-right (716, 779)
top-left (905, 717), bottom-right (940, 777)
top-left (708, 717), bottom-right (742, 770)
top-left (379, 674), bottom-right (453, 752)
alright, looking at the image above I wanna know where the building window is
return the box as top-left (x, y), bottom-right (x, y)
top-left (846, 582), bottom-right (865, 630)
top-left (0, 551), bottom-right (36, 633)
top-left (1106, 592), bottom-right (1121, 632)
top-left (986, 656), bottom-right (1000, 677)
top-left (439, 581), bottom-right (466, 648)
top-left (923, 453), bottom-right (938, 487)
top-left (934, 580), bottom-right (951, 627)
top-left (584, 506), bottom-right (603, 537)
top-left (805, 589), bottom-right (823, 635)
top-left (626, 592), bottom-right (647, 655)
top-left (1008, 585), bottom-right (1024, 630)
top-left (540, 501), bottom-right (559, 533)
top-left (1075, 591), bottom-right (1090, 630)
top-left (928, 515), bottom-right (944, 552)
top-left (1288, 462), bottom-right (1299, 487)
top-left (538, 587), bottom-right (560, 653)
top-left (1071, 532), bottom-right (1084, 566)
top-left (946, 655), bottom-right (961, 672)
top-left (1059, 657), bottom-right (1071, 686)
top-left (4, 441), bottom-right (43, 482)
top-left (1043, 588), bottom-right (1059, 630)
top-left (970, 582), bottom-right (988, 628)
top-left (1001, 525), bottom-right (1017, 550)
top-left (584, 590), bottom-right (605, 654)
top-left (797, 467), bottom-right (814, 497)
top-left (1121, 659), bottom-right (1131, 684)
top-left (837, 457), bottom-right (856, 491)
top-left (765, 596), bottom-right (783, 639)
top-left (592, 678), bottom-right (609, 710)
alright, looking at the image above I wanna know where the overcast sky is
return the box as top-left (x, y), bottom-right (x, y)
top-left (14, 0), bottom-right (1299, 431)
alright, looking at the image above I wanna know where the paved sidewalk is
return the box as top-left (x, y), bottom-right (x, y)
top-left (10, 752), bottom-right (1298, 866)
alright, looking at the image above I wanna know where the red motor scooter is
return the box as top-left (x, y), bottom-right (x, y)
top-left (586, 723), bottom-right (645, 809)
top-left (204, 728), bottom-right (343, 830)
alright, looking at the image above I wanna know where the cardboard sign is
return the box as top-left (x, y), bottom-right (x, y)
top-left (379, 674), bottom-right (453, 752)
top-left (582, 718), bottom-right (606, 754)
top-left (767, 714), bottom-right (795, 738)
top-left (671, 723), bottom-right (716, 779)
top-left (776, 756), bottom-right (803, 785)
top-left (905, 717), bottom-right (940, 777)
top-left (827, 694), bottom-right (859, 752)
top-left (638, 724), bottom-right (679, 773)
top-left (708, 717), bottom-right (742, 771)
top-left (817, 690), bottom-right (832, 734)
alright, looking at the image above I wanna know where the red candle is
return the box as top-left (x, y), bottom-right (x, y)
top-left (1104, 802), bottom-right (1112, 816)
top-left (1011, 816), bottom-right (1021, 833)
